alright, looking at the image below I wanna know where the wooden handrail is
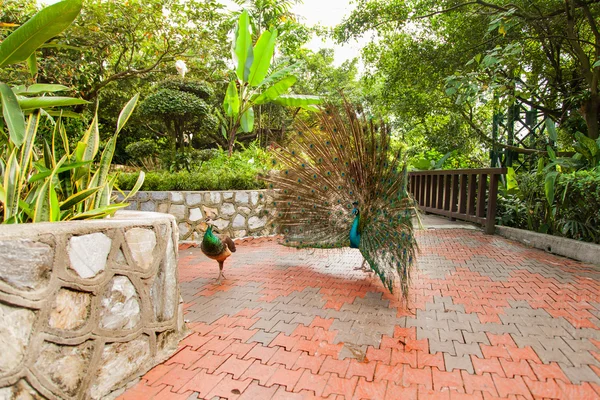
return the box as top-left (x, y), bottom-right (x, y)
top-left (408, 168), bottom-right (506, 234)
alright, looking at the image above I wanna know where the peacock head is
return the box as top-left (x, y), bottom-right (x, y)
top-left (352, 201), bottom-right (360, 216)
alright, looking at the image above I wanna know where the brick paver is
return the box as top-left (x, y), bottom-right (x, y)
top-left (121, 230), bottom-right (600, 399)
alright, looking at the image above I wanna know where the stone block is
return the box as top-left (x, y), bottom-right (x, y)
top-left (236, 192), bottom-right (249, 204)
top-left (125, 228), bottom-right (156, 270)
top-left (223, 192), bottom-right (234, 200)
top-left (0, 239), bottom-right (53, 291)
top-left (68, 233), bottom-right (112, 279)
top-left (206, 192), bottom-right (221, 204)
top-left (189, 208), bottom-right (203, 222)
top-left (0, 303), bottom-right (36, 374)
top-left (169, 204), bottom-right (186, 220)
top-left (151, 236), bottom-right (178, 322)
top-left (248, 216), bottom-right (267, 230)
top-left (100, 276), bottom-right (141, 330)
top-left (185, 193), bottom-right (202, 206)
top-left (140, 201), bottom-right (156, 212)
top-left (90, 336), bottom-right (151, 399)
top-left (220, 203), bottom-right (235, 216)
top-left (233, 214), bottom-right (246, 229)
top-left (213, 219), bottom-right (230, 230)
top-left (250, 192), bottom-right (259, 205)
top-left (157, 203), bottom-right (169, 214)
top-left (49, 288), bottom-right (91, 331)
top-left (238, 206), bottom-right (252, 215)
top-left (170, 192), bottom-right (183, 202)
top-left (151, 192), bottom-right (168, 200)
top-left (34, 341), bottom-right (94, 396)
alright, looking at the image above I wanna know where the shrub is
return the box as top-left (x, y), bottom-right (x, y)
top-left (118, 143), bottom-right (271, 191)
top-left (497, 169), bottom-right (600, 243)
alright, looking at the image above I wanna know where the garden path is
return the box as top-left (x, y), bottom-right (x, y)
top-left (120, 226), bottom-right (600, 400)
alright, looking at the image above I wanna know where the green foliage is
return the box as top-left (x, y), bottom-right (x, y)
top-left (0, 0), bottom-right (143, 223)
top-left (139, 79), bottom-right (217, 152)
top-left (119, 144), bottom-right (269, 191)
top-left (222, 10), bottom-right (321, 154)
top-left (497, 169), bottom-right (600, 244)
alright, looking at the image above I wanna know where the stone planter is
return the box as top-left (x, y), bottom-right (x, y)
top-left (118, 189), bottom-right (276, 241)
top-left (0, 211), bottom-right (186, 400)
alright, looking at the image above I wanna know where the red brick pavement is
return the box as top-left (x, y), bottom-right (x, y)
top-left (120, 230), bottom-right (600, 399)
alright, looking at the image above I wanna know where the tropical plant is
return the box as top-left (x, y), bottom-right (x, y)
top-left (0, 0), bottom-right (144, 223)
top-left (222, 9), bottom-right (321, 155)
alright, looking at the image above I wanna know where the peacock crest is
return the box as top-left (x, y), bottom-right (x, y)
top-left (264, 102), bottom-right (418, 299)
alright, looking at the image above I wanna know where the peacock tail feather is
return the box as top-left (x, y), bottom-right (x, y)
top-left (263, 102), bottom-right (418, 299)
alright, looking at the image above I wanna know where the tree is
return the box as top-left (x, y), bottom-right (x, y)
top-left (139, 78), bottom-right (218, 151)
top-left (337, 0), bottom-right (600, 150)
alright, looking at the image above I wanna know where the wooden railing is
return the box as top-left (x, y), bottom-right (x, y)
top-left (408, 168), bottom-right (507, 234)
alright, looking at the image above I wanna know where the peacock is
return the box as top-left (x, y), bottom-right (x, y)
top-left (264, 103), bottom-right (418, 299)
top-left (200, 219), bottom-right (237, 284)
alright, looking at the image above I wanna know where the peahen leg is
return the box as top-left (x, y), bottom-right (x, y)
top-left (216, 261), bottom-right (225, 284)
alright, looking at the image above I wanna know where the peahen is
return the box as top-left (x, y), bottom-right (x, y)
top-left (200, 220), bottom-right (237, 284)
top-left (264, 103), bottom-right (418, 299)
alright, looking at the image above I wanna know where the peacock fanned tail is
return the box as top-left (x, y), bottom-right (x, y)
top-left (264, 102), bottom-right (418, 299)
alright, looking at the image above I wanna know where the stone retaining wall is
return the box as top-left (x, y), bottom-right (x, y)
top-left (118, 190), bottom-right (275, 241)
top-left (0, 211), bottom-right (186, 400)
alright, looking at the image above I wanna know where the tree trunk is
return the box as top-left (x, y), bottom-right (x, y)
top-left (581, 94), bottom-right (600, 139)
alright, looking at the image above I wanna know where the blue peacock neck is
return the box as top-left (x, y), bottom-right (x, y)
top-left (350, 210), bottom-right (360, 249)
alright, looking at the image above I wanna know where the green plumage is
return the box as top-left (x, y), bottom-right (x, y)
top-left (264, 103), bottom-right (418, 299)
top-left (201, 225), bottom-right (224, 256)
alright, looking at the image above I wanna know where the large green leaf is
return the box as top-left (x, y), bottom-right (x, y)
top-left (82, 112), bottom-right (99, 162)
top-left (259, 62), bottom-right (301, 88)
top-left (59, 186), bottom-right (100, 210)
top-left (544, 171), bottom-right (558, 205)
top-left (272, 94), bottom-right (322, 107)
top-left (506, 167), bottom-right (518, 193)
top-left (3, 149), bottom-right (21, 222)
top-left (69, 203), bottom-right (127, 220)
top-left (13, 84), bottom-right (70, 95)
top-left (545, 118), bottom-right (557, 142)
top-left (19, 111), bottom-right (40, 182)
top-left (254, 75), bottom-right (297, 105)
top-left (234, 10), bottom-right (253, 82)
top-left (248, 29), bottom-right (278, 87)
top-left (116, 93), bottom-right (139, 135)
top-left (17, 96), bottom-right (89, 110)
top-left (123, 171), bottom-right (145, 201)
top-left (0, 83), bottom-right (26, 147)
top-left (93, 135), bottom-right (117, 207)
top-left (0, 0), bottom-right (83, 67)
top-left (223, 81), bottom-right (240, 117)
top-left (240, 107), bottom-right (255, 133)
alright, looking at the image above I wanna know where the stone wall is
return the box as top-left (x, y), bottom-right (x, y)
top-left (0, 211), bottom-right (186, 400)
top-left (118, 190), bottom-right (275, 241)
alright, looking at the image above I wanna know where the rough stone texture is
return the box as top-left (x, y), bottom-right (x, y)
top-left (0, 211), bottom-right (185, 400)
top-left (0, 239), bottom-right (53, 291)
top-left (125, 228), bottom-right (156, 270)
top-left (68, 233), bottom-right (111, 279)
top-left (0, 303), bottom-right (35, 374)
top-left (151, 235), bottom-right (177, 322)
top-left (100, 276), bottom-right (141, 330)
top-left (123, 190), bottom-right (276, 240)
top-left (90, 336), bottom-right (151, 400)
top-left (48, 289), bottom-right (91, 331)
top-left (34, 341), bottom-right (94, 397)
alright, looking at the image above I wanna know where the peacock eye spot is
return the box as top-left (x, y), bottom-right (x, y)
top-left (272, 160), bottom-right (277, 165)
top-left (269, 184), bottom-right (274, 188)
top-left (298, 178), bottom-right (302, 183)
top-left (298, 131), bottom-right (303, 136)
top-left (284, 190), bottom-right (288, 194)
top-left (291, 150), bottom-right (296, 155)
top-left (285, 170), bottom-right (289, 175)
top-left (326, 141), bottom-right (330, 145)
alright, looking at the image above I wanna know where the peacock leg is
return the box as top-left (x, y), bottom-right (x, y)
top-left (216, 261), bottom-right (225, 284)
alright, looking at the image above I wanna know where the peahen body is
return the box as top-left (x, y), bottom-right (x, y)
top-left (264, 103), bottom-right (418, 299)
top-left (200, 224), bottom-right (236, 284)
